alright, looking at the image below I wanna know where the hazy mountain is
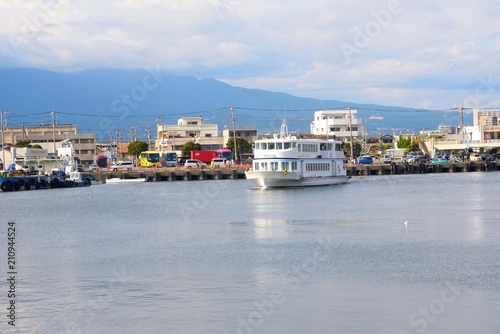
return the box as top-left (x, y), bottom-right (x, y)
top-left (0, 68), bottom-right (467, 141)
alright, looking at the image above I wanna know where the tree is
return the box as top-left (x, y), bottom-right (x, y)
top-left (31, 144), bottom-right (43, 149)
top-left (343, 142), bottom-right (362, 158)
top-left (397, 135), bottom-right (411, 149)
top-left (127, 141), bottom-right (149, 159)
top-left (225, 137), bottom-right (252, 157)
top-left (404, 142), bottom-right (420, 154)
top-left (181, 141), bottom-right (201, 157)
top-left (15, 140), bottom-right (31, 147)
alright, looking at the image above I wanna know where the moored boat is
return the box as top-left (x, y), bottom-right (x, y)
top-left (106, 177), bottom-right (149, 184)
top-left (245, 120), bottom-right (349, 188)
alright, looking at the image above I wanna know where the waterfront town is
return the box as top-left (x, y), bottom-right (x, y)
top-left (1, 108), bottom-right (500, 175)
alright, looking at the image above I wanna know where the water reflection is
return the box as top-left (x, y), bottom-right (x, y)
top-left (253, 218), bottom-right (289, 239)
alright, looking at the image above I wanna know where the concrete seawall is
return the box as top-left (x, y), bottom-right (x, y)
top-left (347, 160), bottom-right (500, 176)
top-left (90, 161), bottom-right (500, 182)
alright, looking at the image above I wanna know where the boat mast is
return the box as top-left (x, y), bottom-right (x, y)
top-left (280, 119), bottom-right (288, 139)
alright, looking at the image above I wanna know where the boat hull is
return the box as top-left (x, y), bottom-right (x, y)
top-left (106, 178), bottom-right (148, 184)
top-left (245, 170), bottom-right (349, 188)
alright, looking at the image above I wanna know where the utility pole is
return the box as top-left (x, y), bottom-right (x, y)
top-left (348, 106), bottom-right (354, 161)
top-left (1, 110), bottom-right (8, 170)
top-left (51, 110), bottom-right (56, 157)
top-left (155, 116), bottom-right (164, 156)
top-left (129, 127), bottom-right (137, 142)
top-left (145, 121), bottom-right (152, 150)
top-left (229, 106), bottom-right (237, 163)
top-left (459, 106), bottom-right (465, 144)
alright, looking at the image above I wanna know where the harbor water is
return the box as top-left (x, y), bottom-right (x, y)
top-left (1, 172), bottom-right (499, 333)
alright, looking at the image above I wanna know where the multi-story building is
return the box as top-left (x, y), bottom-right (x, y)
top-left (310, 109), bottom-right (361, 142)
top-left (156, 116), bottom-right (225, 153)
top-left (222, 125), bottom-right (258, 147)
top-left (474, 108), bottom-right (500, 141)
top-left (1, 124), bottom-right (96, 166)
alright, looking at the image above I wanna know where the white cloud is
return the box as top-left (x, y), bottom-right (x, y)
top-left (0, 0), bottom-right (499, 108)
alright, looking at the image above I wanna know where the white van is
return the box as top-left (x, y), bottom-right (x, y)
top-left (110, 161), bottom-right (134, 171)
top-left (211, 158), bottom-right (229, 168)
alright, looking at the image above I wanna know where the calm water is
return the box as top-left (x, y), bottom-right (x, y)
top-left (1, 172), bottom-right (499, 333)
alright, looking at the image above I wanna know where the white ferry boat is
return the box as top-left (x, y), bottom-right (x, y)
top-left (245, 121), bottom-right (349, 188)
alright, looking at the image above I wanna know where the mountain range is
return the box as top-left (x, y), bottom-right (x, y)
top-left (0, 68), bottom-right (469, 141)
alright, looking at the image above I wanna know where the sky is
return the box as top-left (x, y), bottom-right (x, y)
top-left (1, 0), bottom-right (499, 110)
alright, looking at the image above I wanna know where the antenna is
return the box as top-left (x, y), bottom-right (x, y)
top-left (279, 119), bottom-right (288, 138)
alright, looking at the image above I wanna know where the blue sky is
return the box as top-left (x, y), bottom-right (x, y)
top-left (1, 0), bottom-right (499, 110)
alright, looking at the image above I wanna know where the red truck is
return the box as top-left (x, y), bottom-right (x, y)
top-left (190, 150), bottom-right (216, 163)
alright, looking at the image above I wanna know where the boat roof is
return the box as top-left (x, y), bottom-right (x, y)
top-left (255, 136), bottom-right (343, 144)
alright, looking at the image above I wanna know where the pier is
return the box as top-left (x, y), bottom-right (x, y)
top-left (346, 160), bottom-right (500, 176)
top-left (92, 167), bottom-right (248, 183)
top-left (90, 161), bottom-right (500, 183)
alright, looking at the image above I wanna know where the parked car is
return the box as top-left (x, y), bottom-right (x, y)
top-left (380, 154), bottom-right (392, 164)
top-left (110, 161), bottom-right (135, 171)
top-left (492, 153), bottom-right (500, 160)
top-left (211, 158), bottom-right (229, 168)
top-left (88, 164), bottom-right (99, 172)
top-left (406, 151), bottom-right (424, 162)
top-left (413, 156), bottom-right (430, 164)
top-left (431, 158), bottom-right (449, 164)
top-left (357, 156), bottom-right (373, 164)
top-left (480, 154), bottom-right (494, 162)
top-left (77, 164), bottom-right (84, 172)
top-left (184, 159), bottom-right (207, 169)
top-left (469, 153), bottom-right (481, 162)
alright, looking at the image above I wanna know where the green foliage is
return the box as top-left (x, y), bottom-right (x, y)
top-left (127, 141), bottom-right (149, 157)
top-left (31, 144), bottom-right (43, 149)
top-left (181, 141), bottom-right (202, 157)
top-left (15, 140), bottom-right (31, 147)
top-left (226, 137), bottom-right (252, 156)
top-left (343, 142), bottom-right (362, 158)
top-left (404, 142), bottom-right (420, 154)
top-left (397, 136), bottom-right (411, 148)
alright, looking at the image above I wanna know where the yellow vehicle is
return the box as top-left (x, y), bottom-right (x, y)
top-left (139, 151), bottom-right (160, 167)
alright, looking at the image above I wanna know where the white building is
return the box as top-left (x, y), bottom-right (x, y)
top-left (310, 109), bottom-right (361, 142)
top-left (156, 116), bottom-right (224, 153)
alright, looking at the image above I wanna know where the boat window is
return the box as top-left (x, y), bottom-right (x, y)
top-left (284, 142), bottom-right (291, 149)
top-left (270, 162), bottom-right (279, 171)
top-left (336, 143), bottom-right (341, 151)
top-left (302, 144), bottom-right (318, 152)
top-left (327, 143), bottom-right (333, 151)
top-left (291, 162), bottom-right (297, 170)
top-left (276, 142), bottom-right (283, 149)
top-left (254, 162), bottom-right (259, 170)
top-left (282, 162), bottom-right (289, 170)
top-left (320, 143), bottom-right (327, 151)
top-left (297, 144), bottom-right (301, 152)
top-left (260, 162), bottom-right (267, 170)
top-left (255, 143), bottom-right (260, 150)
top-left (268, 143), bottom-right (275, 150)
top-left (261, 143), bottom-right (267, 150)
